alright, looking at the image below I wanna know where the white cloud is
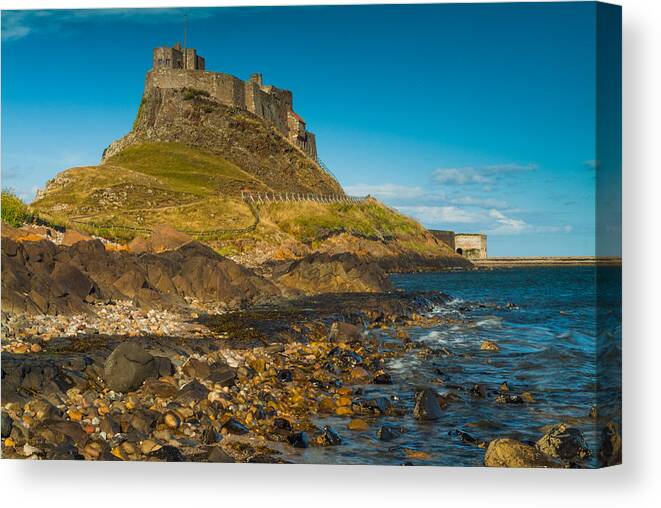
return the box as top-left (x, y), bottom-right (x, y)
top-left (344, 183), bottom-right (426, 200)
top-left (450, 196), bottom-right (508, 208)
top-left (396, 205), bottom-right (482, 225)
top-left (487, 209), bottom-right (530, 235)
top-left (432, 163), bottom-right (537, 186)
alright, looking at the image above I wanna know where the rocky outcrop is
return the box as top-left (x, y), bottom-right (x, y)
top-left (277, 252), bottom-right (393, 295)
top-left (536, 423), bottom-right (590, 463)
top-left (1, 237), bottom-right (280, 315)
top-left (103, 88), bottom-right (343, 196)
top-left (484, 438), bottom-right (559, 468)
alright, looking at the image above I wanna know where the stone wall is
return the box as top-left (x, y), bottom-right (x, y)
top-left (429, 230), bottom-right (456, 251)
top-left (146, 45), bottom-right (318, 161)
top-left (146, 69), bottom-right (307, 146)
top-left (454, 234), bottom-right (487, 259)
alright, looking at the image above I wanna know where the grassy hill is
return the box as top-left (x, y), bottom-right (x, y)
top-left (30, 84), bottom-right (469, 270)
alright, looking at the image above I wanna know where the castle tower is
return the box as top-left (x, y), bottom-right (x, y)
top-left (153, 43), bottom-right (205, 70)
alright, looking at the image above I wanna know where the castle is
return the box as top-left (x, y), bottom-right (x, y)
top-left (148, 43), bottom-right (317, 160)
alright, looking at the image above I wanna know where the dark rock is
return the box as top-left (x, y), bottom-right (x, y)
top-left (273, 417), bottom-right (292, 431)
top-left (413, 388), bottom-right (443, 421)
top-left (495, 394), bottom-right (525, 404)
top-left (449, 429), bottom-right (485, 447)
top-left (103, 342), bottom-right (158, 393)
top-left (207, 363), bottom-right (236, 387)
top-left (535, 423), bottom-right (590, 463)
top-left (206, 446), bottom-right (235, 462)
top-left (149, 445), bottom-right (186, 462)
top-left (2, 238), bottom-right (280, 316)
top-left (202, 427), bottom-right (222, 445)
top-left (373, 372), bottom-right (393, 384)
top-left (176, 379), bottom-right (210, 405)
top-left (287, 431), bottom-right (309, 448)
top-left (470, 384), bottom-right (487, 398)
top-left (352, 396), bottom-right (392, 415)
top-left (1, 410), bottom-right (13, 438)
top-left (377, 425), bottom-right (402, 441)
top-left (221, 418), bottom-right (249, 435)
top-left (316, 425), bottom-right (342, 446)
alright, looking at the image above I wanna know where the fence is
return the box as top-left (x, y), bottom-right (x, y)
top-left (241, 190), bottom-right (366, 204)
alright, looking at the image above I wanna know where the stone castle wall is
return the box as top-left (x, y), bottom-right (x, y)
top-left (145, 67), bottom-right (317, 159)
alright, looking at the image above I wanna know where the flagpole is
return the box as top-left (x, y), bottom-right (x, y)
top-left (183, 14), bottom-right (188, 69)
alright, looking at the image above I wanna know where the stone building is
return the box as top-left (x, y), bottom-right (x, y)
top-left (430, 230), bottom-right (488, 260)
top-left (454, 233), bottom-right (488, 259)
top-left (153, 42), bottom-right (205, 71)
top-left (147, 43), bottom-right (317, 160)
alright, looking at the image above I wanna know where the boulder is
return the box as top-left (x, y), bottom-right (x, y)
top-left (277, 252), bottom-right (393, 294)
top-left (535, 423), bottom-right (590, 463)
top-left (413, 388), bottom-right (443, 421)
top-left (484, 438), bottom-right (558, 468)
top-left (329, 321), bottom-right (362, 343)
top-left (103, 342), bottom-right (159, 392)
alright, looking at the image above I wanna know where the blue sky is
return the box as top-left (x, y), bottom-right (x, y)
top-left (1, 3), bottom-right (620, 256)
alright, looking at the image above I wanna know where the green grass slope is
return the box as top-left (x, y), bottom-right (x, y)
top-left (30, 141), bottom-right (468, 270)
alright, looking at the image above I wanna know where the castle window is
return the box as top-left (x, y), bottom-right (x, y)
top-left (158, 59), bottom-right (163, 66)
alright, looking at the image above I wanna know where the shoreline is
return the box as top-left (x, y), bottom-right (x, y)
top-left (0, 287), bottom-right (620, 467)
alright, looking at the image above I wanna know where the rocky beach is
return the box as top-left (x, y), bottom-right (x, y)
top-left (1, 225), bottom-right (621, 467)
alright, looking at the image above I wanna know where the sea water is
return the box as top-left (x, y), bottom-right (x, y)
top-left (296, 266), bottom-right (622, 467)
